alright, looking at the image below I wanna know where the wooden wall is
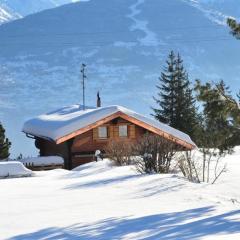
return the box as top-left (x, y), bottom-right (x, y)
top-left (35, 117), bottom-right (148, 169)
top-left (71, 117), bottom-right (147, 167)
top-left (35, 138), bottom-right (73, 169)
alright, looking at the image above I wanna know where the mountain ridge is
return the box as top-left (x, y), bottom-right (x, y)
top-left (0, 0), bottom-right (82, 24)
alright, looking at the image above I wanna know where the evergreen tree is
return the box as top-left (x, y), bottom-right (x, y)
top-left (215, 85), bottom-right (240, 134)
top-left (226, 17), bottom-right (240, 110)
top-left (195, 80), bottom-right (240, 151)
top-left (152, 51), bottom-right (198, 140)
top-left (194, 80), bottom-right (240, 182)
top-left (0, 122), bottom-right (11, 160)
top-left (153, 51), bottom-right (176, 125)
top-left (227, 18), bottom-right (240, 39)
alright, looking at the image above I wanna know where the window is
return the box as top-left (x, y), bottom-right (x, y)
top-left (119, 125), bottom-right (128, 137)
top-left (98, 126), bottom-right (108, 139)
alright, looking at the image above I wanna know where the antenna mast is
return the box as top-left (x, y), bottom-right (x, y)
top-left (80, 63), bottom-right (87, 110)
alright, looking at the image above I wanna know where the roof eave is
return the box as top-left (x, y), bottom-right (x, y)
top-left (23, 131), bottom-right (55, 143)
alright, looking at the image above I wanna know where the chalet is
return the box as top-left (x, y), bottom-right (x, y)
top-left (23, 102), bottom-right (196, 170)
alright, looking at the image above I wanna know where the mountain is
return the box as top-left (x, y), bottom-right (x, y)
top-left (0, 0), bottom-right (81, 24)
top-left (0, 0), bottom-right (239, 157)
top-left (0, 3), bottom-right (19, 23)
top-left (183, 0), bottom-right (240, 24)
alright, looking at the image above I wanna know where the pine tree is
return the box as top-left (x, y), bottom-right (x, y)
top-left (195, 80), bottom-right (240, 151)
top-left (153, 51), bottom-right (176, 125)
top-left (227, 18), bottom-right (240, 115)
top-left (0, 122), bottom-right (11, 160)
top-left (227, 18), bottom-right (240, 39)
top-left (194, 80), bottom-right (240, 182)
top-left (152, 51), bottom-right (198, 140)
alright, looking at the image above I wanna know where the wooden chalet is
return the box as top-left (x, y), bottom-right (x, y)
top-left (23, 100), bottom-right (196, 170)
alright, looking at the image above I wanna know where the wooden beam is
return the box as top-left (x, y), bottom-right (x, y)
top-left (55, 111), bottom-right (196, 150)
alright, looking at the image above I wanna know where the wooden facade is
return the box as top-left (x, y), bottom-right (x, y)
top-left (35, 117), bottom-right (147, 169)
top-left (55, 111), bottom-right (195, 150)
top-left (35, 137), bottom-right (73, 169)
top-left (33, 108), bottom-right (196, 170)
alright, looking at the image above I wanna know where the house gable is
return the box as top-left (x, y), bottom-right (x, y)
top-left (71, 117), bottom-right (144, 153)
top-left (56, 111), bottom-right (195, 150)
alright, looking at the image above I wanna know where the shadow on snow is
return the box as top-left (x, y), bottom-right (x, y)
top-left (9, 206), bottom-right (240, 240)
top-left (64, 174), bottom-right (140, 189)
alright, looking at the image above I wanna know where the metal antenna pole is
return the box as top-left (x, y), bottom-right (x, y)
top-left (81, 63), bottom-right (87, 110)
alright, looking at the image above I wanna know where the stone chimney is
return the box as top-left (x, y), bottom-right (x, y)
top-left (97, 91), bottom-right (101, 108)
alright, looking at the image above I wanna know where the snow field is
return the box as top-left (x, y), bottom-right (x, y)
top-left (0, 148), bottom-right (240, 239)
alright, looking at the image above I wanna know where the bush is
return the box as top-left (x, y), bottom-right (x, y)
top-left (177, 149), bottom-right (227, 184)
top-left (105, 140), bottom-right (133, 166)
top-left (177, 151), bottom-right (200, 183)
top-left (134, 133), bottom-right (179, 174)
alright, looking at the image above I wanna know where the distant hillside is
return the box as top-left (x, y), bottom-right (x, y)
top-left (186, 0), bottom-right (240, 19)
top-left (0, 0), bottom-right (239, 157)
top-left (0, 0), bottom-right (81, 24)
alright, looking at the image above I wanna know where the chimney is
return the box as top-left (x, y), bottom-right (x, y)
top-left (97, 91), bottom-right (101, 108)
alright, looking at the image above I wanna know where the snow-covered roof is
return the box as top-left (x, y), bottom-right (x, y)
top-left (23, 105), bottom-right (196, 148)
top-left (0, 162), bottom-right (32, 178)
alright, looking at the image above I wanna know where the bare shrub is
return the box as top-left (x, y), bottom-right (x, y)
top-left (134, 133), bottom-right (180, 174)
top-left (105, 140), bottom-right (133, 166)
top-left (200, 148), bottom-right (227, 184)
top-left (177, 151), bottom-right (200, 183)
top-left (177, 149), bottom-right (227, 184)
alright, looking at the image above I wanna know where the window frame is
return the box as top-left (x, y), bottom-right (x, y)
top-left (98, 126), bottom-right (108, 139)
top-left (119, 125), bottom-right (128, 138)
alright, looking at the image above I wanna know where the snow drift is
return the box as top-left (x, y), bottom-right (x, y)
top-left (0, 148), bottom-right (240, 239)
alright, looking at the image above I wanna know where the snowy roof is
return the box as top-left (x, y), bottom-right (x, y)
top-left (23, 105), bottom-right (196, 148)
top-left (0, 162), bottom-right (32, 178)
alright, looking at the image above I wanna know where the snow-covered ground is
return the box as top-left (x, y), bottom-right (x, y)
top-left (1, 148), bottom-right (240, 239)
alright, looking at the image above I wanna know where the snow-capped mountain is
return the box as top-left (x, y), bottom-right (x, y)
top-left (0, 3), bottom-right (18, 23)
top-left (183, 0), bottom-right (240, 24)
top-left (0, 0), bottom-right (239, 157)
top-left (0, 0), bottom-right (81, 24)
